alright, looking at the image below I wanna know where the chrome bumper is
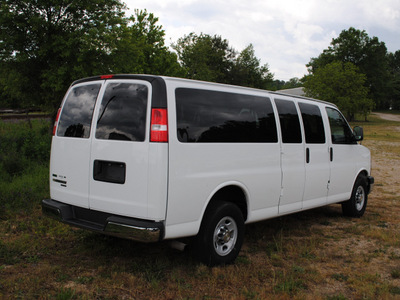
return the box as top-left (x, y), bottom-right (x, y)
top-left (42, 199), bottom-right (164, 243)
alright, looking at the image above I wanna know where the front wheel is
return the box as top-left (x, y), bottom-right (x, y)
top-left (193, 200), bottom-right (245, 266)
top-left (342, 174), bottom-right (368, 217)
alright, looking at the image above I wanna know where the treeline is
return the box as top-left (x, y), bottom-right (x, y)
top-left (1, 1), bottom-right (399, 117)
top-left (304, 27), bottom-right (400, 120)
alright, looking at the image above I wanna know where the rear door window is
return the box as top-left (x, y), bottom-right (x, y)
top-left (275, 99), bottom-right (302, 143)
top-left (96, 83), bottom-right (148, 142)
top-left (57, 84), bottom-right (101, 138)
top-left (298, 103), bottom-right (325, 144)
top-left (176, 88), bottom-right (277, 143)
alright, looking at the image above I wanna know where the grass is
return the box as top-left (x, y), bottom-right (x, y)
top-left (1, 114), bottom-right (400, 299)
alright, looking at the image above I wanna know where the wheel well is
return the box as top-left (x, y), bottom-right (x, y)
top-left (209, 186), bottom-right (248, 221)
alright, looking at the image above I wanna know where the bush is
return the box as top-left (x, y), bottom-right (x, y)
top-left (0, 120), bottom-right (51, 217)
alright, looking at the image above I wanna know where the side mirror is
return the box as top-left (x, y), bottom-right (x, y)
top-left (353, 126), bottom-right (364, 141)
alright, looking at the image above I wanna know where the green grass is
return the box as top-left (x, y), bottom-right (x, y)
top-left (0, 115), bottom-right (400, 299)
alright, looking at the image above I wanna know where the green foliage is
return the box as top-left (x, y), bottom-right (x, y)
top-left (173, 33), bottom-right (274, 88)
top-left (304, 61), bottom-right (374, 121)
top-left (0, 240), bottom-right (22, 264)
top-left (307, 27), bottom-right (393, 110)
top-left (0, 1), bottom-right (182, 110)
top-left (231, 44), bottom-right (274, 89)
top-left (387, 50), bottom-right (400, 110)
top-left (56, 288), bottom-right (76, 300)
top-left (0, 120), bottom-right (51, 216)
top-left (0, 0), bottom-right (125, 108)
top-left (282, 77), bottom-right (303, 90)
top-left (173, 32), bottom-right (236, 83)
top-left (107, 9), bottom-right (183, 77)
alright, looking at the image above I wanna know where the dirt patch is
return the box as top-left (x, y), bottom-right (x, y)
top-left (372, 112), bottom-right (400, 122)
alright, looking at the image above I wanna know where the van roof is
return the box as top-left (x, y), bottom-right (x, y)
top-left (72, 74), bottom-right (337, 108)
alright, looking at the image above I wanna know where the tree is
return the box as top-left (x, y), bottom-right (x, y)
top-left (172, 32), bottom-right (236, 83)
top-left (304, 61), bottom-right (374, 121)
top-left (387, 50), bottom-right (400, 110)
top-left (108, 10), bottom-right (183, 77)
top-left (307, 27), bottom-right (390, 109)
top-left (0, 1), bottom-right (182, 109)
top-left (231, 44), bottom-right (274, 89)
top-left (0, 0), bottom-right (127, 108)
top-left (173, 34), bottom-right (274, 88)
top-left (281, 77), bottom-right (303, 90)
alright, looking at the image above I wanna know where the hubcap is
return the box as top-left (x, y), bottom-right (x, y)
top-left (213, 217), bottom-right (237, 256)
top-left (355, 185), bottom-right (365, 211)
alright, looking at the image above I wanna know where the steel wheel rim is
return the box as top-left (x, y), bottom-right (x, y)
top-left (213, 216), bottom-right (237, 256)
top-left (355, 185), bottom-right (365, 211)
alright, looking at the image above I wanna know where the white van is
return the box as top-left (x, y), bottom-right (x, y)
top-left (42, 75), bottom-right (374, 266)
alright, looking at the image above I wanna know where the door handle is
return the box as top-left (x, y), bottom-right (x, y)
top-left (330, 147), bottom-right (333, 161)
top-left (306, 148), bottom-right (310, 163)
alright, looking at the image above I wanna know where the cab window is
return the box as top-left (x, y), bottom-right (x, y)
top-left (326, 107), bottom-right (355, 144)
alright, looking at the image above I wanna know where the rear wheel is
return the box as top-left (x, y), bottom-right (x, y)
top-left (342, 174), bottom-right (368, 217)
top-left (193, 200), bottom-right (244, 266)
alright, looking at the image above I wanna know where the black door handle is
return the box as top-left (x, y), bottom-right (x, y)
top-left (306, 148), bottom-right (310, 163)
top-left (330, 147), bottom-right (333, 161)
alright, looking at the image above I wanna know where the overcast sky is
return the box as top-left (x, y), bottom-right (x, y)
top-left (123, 0), bottom-right (400, 81)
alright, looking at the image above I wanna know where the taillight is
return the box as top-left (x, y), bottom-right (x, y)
top-left (52, 108), bottom-right (61, 136)
top-left (101, 75), bottom-right (114, 79)
top-left (150, 108), bottom-right (168, 142)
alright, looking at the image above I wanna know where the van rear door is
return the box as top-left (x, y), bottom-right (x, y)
top-left (88, 80), bottom-right (151, 218)
top-left (51, 82), bottom-right (102, 208)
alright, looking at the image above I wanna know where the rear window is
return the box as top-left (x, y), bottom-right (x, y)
top-left (57, 84), bottom-right (101, 138)
top-left (96, 83), bottom-right (148, 142)
top-left (176, 88), bottom-right (277, 143)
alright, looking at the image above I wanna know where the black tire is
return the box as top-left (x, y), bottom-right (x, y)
top-left (193, 200), bottom-right (245, 266)
top-left (342, 174), bottom-right (368, 217)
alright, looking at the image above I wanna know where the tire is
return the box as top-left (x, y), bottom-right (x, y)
top-left (193, 200), bottom-right (245, 266)
top-left (342, 174), bottom-right (368, 217)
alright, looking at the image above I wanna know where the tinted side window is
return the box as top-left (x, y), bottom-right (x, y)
top-left (57, 84), bottom-right (101, 138)
top-left (176, 88), bottom-right (277, 143)
top-left (96, 83), bottom-right (148, 142)
top-left (326, 107), bottom-right (355, 144)
top-left (275, 99), bottom-right (302, 143)
top-left (298, 103), bottom-right (325, 144)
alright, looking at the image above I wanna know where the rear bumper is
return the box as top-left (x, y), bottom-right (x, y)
top-left (42, 199), bottom-right (164, 243)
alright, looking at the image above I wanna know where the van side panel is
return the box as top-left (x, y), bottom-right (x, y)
top-left (164, 80), bottom-right (281, 239)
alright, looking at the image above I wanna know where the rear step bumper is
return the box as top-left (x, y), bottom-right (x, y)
top-left (42, 199), bottom-right (164, 243)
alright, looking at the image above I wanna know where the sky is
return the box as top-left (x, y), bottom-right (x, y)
top-left (123, 0), bottom-right (400, 81)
